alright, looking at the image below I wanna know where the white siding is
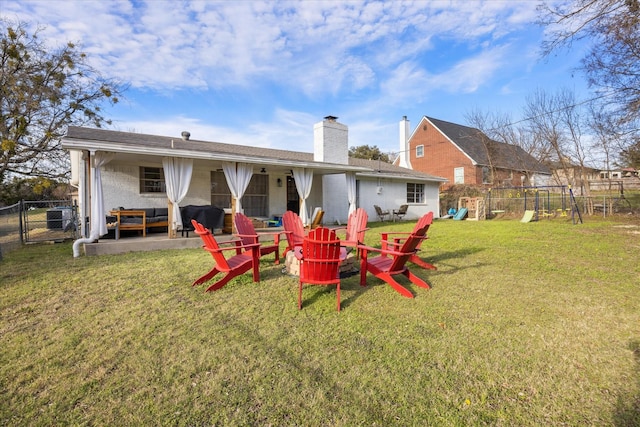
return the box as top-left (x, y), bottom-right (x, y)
top-left (357, 178), bottom-right (440, 222)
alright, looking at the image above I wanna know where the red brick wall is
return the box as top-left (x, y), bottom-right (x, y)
top-left (409, 118), bottom-right (478, 189)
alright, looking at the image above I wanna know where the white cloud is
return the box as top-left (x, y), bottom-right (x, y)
top-left (4, 0), bottom-right (538, 96)
top-left (380, 61), bottom-right (431, 103)
top-left (380, 43), bottom-right (509, 106)
top-left (427, 45), bottom-right (510, 93)
top-left (2, 0), bottom-right (578, 151)
top-left (116, 108), bottom-right (318, 151)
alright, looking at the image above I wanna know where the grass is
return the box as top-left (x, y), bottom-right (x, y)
top-left (1, 217), bottom-right (640, 426)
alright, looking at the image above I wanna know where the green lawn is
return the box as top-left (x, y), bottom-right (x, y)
top-left (1, 217), bottom-right (639, 426)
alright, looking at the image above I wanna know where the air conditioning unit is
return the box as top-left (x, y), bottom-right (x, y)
top-left (46, 208), bottom-right (72, 230)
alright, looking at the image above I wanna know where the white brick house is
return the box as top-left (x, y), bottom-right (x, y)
top-left (63, 117), bottom-right (446, 242)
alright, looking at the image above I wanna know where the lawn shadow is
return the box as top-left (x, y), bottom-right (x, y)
top-left (337, 263), bottom-right (447, 308)
top-left (209, 305), bottom-right (381, 415)
top-left (277, 246), bottom-right (487, 310)
top-left (419, 246), bottom-right (485, 265)
top-left (614, 339), bottom-right (640, 426)
top-left (294, 266), bottom-right (363, 310)
top-left (337, 247), bottom-right (488, 308)
top-left (298, 284), bottom-right (342, 310)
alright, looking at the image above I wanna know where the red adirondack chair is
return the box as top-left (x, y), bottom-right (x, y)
top-left (191, 219), bottom-right (260, 292)
top-left (358, 212), bottom-right (433, 298)
top-left (380, 211), bottom-right (436, 270)
top-left (298, 227), bottom-right (343, 311)
top-left (282, 210), bottom-right (305, 257)
top-left (233, 213), bottom-right (283, 265)
top-left (335, 208), bottom-right (369, 258)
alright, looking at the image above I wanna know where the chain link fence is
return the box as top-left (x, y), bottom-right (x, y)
top-left (0, 200), bottom-right (78, 258)
top-left (441, 186), bottom-right (638, 220)
top-left (0, 202), bottom-right (21, 258)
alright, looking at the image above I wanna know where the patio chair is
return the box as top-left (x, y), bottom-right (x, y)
top-left (392, 204), bottom-right (408, 221)
top-left (233, 213), bottom-right (283, 265)
top-left (380, 211), bottom-right (436, 271)
top-left (308, 207), bottom-right (324, 229)
top-left (282, 210), bottom-right (305, 257)
top-left (191, 220), bottom-right (260, 292)
top-left (335, 208), bottom-right (369, 258)
top-left (374, 205), bottom-right (389, 221)
top-left (298, 227), bottom-right (343, 311)
top-left (358, 212), bottom-right (433, 298)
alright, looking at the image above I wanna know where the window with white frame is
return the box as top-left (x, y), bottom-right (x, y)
top-left (140, 166), bottom-right (166, 193)
top-left (210, 171), bottom-right (231, 208)
top-left (243, 174), bottom-right (268, 217)
top-left (454, 167), bottom-right (464, 184)
top-left (416, 145), bottom-right (424, 158)
top-left (210, 171), bottom-right (268, 217)
top-left (406, 183), bottom-right (424, 203)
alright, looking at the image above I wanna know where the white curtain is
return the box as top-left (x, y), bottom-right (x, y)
top-left (90, 151), bottom-right (115, 239)
top-left (293, 168), bottom-right (314, 226)
top-left (222, 162), bottom-right (253, 214)
top-left (163, 157), bottom-right (193, 231)
top-left (346, 172), bottom-right (356, 216)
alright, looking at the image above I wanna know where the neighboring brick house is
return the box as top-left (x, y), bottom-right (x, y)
top-left (397, 116), bottom-right (551, 189)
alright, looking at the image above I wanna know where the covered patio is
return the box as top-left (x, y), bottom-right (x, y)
top-left (62, 117), bottom-right (445, 257)
top-left (83, 224), bottom-right (283, 256)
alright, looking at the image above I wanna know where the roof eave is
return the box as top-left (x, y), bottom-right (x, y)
top-left (356, 171), bottom-right (447, 183)
top-left (61, 138), bottom-right (371, 174)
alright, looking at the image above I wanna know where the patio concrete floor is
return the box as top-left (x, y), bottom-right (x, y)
top-left (82, 227), bottom-right (283, 256)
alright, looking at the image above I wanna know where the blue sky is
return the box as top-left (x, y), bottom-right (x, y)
top-left (3, 0), bottom-right (591, 155)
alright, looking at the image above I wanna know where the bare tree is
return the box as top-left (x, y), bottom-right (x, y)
top-left (538, 0), bottom-right (640, 141)
top-left (618, 141), bottom-right (640, 168)
top-left (466, 108), bottom-right (549, 186)
top-left (523, 88), bottom-right (599, 200)
top-left (587, 103), bottom-right (619, 170)
top-left (465, 109), bottom-right (498, 184)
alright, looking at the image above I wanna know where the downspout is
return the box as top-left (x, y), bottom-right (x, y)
top-left (73, 150), bottom-right (95, 257)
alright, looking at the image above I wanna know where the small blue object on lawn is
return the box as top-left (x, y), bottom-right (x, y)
top-left (266, 215), bottom-right (283, 227)
top-left (453, 208), bottom-right (468, 220)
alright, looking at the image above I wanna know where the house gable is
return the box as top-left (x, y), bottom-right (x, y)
top-left (407, 116), bottom-right (551, 188)
top-left (408, 117), bottom-right (476, 186)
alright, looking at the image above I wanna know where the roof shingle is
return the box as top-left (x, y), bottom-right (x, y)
top-left (426, 117), bottom-right (551, 174)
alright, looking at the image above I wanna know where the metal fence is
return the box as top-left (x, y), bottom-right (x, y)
top-left (487, 188), bottom-right (571, 216)
top-left (486, 187), bottom-right (635, 218)
top-left (0, 200), bottom-right (78, 256)
top-left (0, 202), bottom-right (21, 256)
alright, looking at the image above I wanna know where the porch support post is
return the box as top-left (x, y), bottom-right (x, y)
top-left (168, 200), bottom-right (176, 238)
top-left (230, 197), bottom-right (237, 234)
